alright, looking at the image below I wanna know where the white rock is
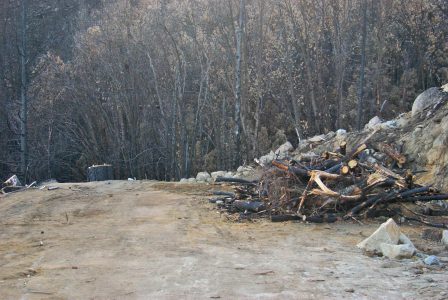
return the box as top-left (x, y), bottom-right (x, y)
top-left (442, 230), bottom-right (448, 245)
top-left (442, 83), bottom-right (448, 93)
top-left (336, 129), bottom-right (347, 137)
top-left (380, 243), bottom-right (416, 259)
top-left (275, 142), bottom-right (294, 155)
top-left (357, 218), bottom-right (401, 253)
top-left (187, 178), bottom-right (196, 183)
top-left (180, 178), bottom-right (188, 183)
top-left (4, 175), bottom-right (22, 187)
top-left (365, 116), bottom-right (382, 130)
top-left (196, 172), bottom-right (211, 182)
top-left (258, 151), bottom-right (276, 166)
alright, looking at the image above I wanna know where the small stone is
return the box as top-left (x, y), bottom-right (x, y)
top-left (380, 243), bottom-right (415, 259)
top-left (424, 255), bottom-right (441, 266)
top-left (344, 288), bottom-right (355, 293)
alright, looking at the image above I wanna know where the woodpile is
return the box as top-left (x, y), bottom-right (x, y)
top-left (210, 135), bottom-right (448, 227)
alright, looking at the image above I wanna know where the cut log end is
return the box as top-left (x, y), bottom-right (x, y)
top-left (341, 165), bottom-right (350, 175)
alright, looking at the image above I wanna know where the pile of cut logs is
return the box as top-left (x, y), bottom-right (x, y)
top-left (210, 133), bottom-right (448, 227)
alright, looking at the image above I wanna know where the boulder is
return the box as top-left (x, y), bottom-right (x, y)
top-left (224, 172), bottom-right (234, 178)
top-left (412, 87), bottom-right (447, 117)
top-left (187, 178), bottom-right (197, 183)
top-left (380, 243), bottom-right (415, 259)
top-left (357, 218), bottom-right (401, 253)
top-left (442, 230), bottom-right (448, 245)
top-left (258, 151), bottom-right (276, 166)
top-left (211, 171), bottom-right (226, 180)
top-left (196, 172), bottom-right (211, 182)
top-left (336, 129), bottom-right (347, 137)
top-left (274, 141), bottom-right (294, 158)
top-left (4, 175), bottom-right (22, 187)
top-left (180, 178), bottom-right (189, 183)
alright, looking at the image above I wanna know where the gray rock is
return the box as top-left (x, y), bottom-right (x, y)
top-left (381, 120), bottom-right (398, 129)
top-left (424, 255), bottom-right (441, 266)
top-left (357, 218), bottom-right (401, 253)
top-left (180, 178), bottom-right (188, 183)
top-left (442, 230), bottom-right (448, 245)
top-left (308, 134), bottom-right (326, 143)
top-left (187, 178), bottom-right (196, 183)
top-left (412, 87), bottom-right (447, 117)
top-left (211, 171), bottom-right (226, 180)
top-left (380, 243), bottom-right (415, 259)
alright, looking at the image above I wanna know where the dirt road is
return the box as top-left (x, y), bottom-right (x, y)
top-left (0, 181), bottom-right (446, 299)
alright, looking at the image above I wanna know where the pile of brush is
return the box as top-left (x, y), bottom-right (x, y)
top-left (210, 132), bottom-right (448, 227)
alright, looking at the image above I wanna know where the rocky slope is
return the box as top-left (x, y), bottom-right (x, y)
top-left (290, 84), bottom-right (448, 191)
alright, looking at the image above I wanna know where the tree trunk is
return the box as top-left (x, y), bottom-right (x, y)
top-left (234, 0), bottom-right (245, 168)
top-left (356, 0), bottom-right (367, 130)
top-left (20, 0), bottom-right (28, 182)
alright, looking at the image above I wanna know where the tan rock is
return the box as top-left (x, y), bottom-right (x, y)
top-left (357, 218), bottom-right (401, 253)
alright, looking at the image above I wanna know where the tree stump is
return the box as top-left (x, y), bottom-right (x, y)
top-left (87, 164), bottom-right (113, 182)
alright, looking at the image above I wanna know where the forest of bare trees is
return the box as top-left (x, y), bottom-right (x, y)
top-left (1, 0), bottom-right (447, 183)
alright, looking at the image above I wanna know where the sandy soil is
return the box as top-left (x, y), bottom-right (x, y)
top-left (0, 181), bottom-right (447, 299)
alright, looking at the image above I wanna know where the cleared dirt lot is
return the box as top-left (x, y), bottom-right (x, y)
top-left (0, 181), bottom-right (447, 299)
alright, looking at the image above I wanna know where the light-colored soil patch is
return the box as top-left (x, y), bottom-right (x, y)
top-left (0, 181), bottom-right (446, 299)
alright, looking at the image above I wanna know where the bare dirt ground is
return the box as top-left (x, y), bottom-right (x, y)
top-left (0, 181), bottom-right (447, 299)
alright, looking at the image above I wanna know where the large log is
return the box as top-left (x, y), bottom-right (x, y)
top-left (87, 164), bottom-right (114, 182)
